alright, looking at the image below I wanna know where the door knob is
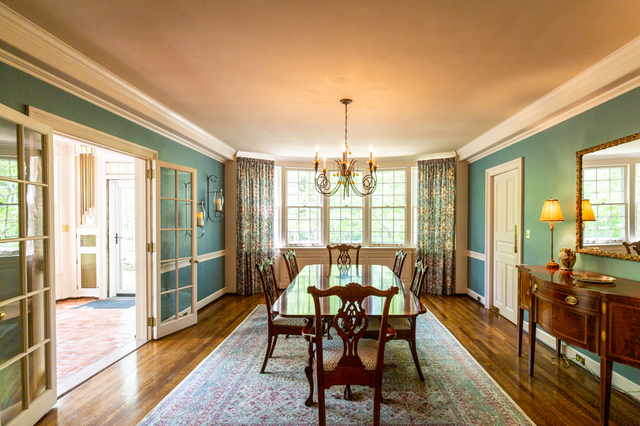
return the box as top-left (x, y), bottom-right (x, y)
top-left (0, 312), bottom-right (5, 321)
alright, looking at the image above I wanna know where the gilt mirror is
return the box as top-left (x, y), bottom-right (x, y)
top-left (576, 131), bottom-right (640, 261)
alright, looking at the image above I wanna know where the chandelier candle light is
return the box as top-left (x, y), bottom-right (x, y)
top-left (313, 99), bottom-right (378, 198)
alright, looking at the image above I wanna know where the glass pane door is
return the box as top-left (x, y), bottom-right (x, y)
top-left (155, 161), bottom-right (197, 338)
top-left (0, 105), bottom-right (56, 426)
top-left (108, 180), bottom-right (135, 296)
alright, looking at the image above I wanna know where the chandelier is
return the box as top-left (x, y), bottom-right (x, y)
top-left (313, 99), bottom-right (378, 197)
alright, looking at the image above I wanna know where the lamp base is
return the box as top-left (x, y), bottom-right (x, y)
top-left (546, 259), bottom-right (560, 270)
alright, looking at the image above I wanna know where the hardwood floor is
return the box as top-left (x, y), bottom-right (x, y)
top-left (36, 293), bottom-right (639, 426)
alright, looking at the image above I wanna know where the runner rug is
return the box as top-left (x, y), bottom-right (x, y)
top-left (139, 306), bottom-right (535, 425)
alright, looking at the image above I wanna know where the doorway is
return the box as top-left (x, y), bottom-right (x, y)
top-left (108, 170), bottom-right (136, 297)
top-left (484, 158), bottom-right (522, 325)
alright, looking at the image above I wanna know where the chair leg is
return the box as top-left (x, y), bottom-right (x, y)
top-left (318, 386), bottom-right (326, 426)
top-left (269, 335), bottom-right (278, 358)
top-left (373, 386), bottom-right (382, 426)
top-left (260, 334), bottom-right (273, 374)
top-left (409, 340), bottom-right (425, 381)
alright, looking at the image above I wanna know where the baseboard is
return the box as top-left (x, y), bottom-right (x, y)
top-left (467, 288), bottom-right (485, 305)
top-left (523, 320), bottom-right (640, 402)
top-left (197, 287), bottom-right (225, 310)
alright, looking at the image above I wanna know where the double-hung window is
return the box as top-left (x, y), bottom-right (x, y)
top-left (286, 170), bottom-right (322, 245)
top-left (583, 166), bottom-right (626, 243)
top-left (371, 170), bottom-right (406, 245)
top-left (329, 173), bottom-right (363, 244)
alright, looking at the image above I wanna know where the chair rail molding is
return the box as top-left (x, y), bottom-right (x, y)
top-left (458, 35), bottom-right (640, 163)
top-left (0, 3), bottom-right (235, 162)
top-left (466, 250), bottom-right (486, 261)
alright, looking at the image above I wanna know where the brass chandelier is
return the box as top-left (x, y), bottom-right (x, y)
top-left (313, 99), bottom-right (378, 197)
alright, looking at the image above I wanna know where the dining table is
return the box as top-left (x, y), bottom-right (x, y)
top-left (271, 263), bottom-right (427, 406)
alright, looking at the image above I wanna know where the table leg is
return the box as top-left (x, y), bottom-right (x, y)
top-left (600, 357), bottom-right (613, 426)
top-left (304, 319), bottom-right (315, 407)
top-left (517, 308), bottom-right (524, 357)
top-left (344, 385), bottom-right (353, 401)
top-left (556, 339), bottom-right (562, 357)
top-left (528, 320), bottom-right (537, 377)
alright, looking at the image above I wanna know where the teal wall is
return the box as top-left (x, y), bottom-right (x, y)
top-left (467, 85), bottom-right (640, 385)
top-left (0, 61), bottom-right (226, 302)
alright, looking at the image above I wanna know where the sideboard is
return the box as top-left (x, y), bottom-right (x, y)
top-left (517, 265), bottom-right (640, 426)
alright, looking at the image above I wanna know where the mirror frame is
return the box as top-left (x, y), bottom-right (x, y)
top-left (576, 131), bottom-right (640, 261)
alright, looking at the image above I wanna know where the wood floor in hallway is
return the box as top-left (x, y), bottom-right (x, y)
top-left (36, 293), bottom-right (640, 426)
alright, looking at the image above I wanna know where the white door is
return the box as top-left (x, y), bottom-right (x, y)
top-left (492, 168), bottom-right (520, 324)
top-left (108, 179), bottom-right (135, 296)
top-left (154, 161), bottom-right (197, 338)
top-left (0, 104), bottom-right (57, 425)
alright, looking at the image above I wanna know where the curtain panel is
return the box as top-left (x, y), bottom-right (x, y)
top-left (417, 157), bottom-right (456, 295)
top-left (236, 157), bottom-right (275, 295)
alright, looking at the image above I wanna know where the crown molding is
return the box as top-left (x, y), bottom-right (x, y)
top-left (458, 35), bottom-right (640, 163)
top-left (0, 4), bottom-right (235, 162)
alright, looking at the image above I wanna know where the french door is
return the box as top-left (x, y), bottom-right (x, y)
top-left (154, 161), bottom-right (197, 338)
top-left (0, 104), bottom-right (56, 425)
top-left (108, 179), bottom-right (135, 297)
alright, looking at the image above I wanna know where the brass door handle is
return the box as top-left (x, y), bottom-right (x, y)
top-left (0, 312), bottom-right (5, 321)
top-left (533, 284), bottom-right (538, 292)
top-left (192, 259), bottom-right (200, 264)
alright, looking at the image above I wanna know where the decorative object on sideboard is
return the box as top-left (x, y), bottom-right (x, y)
top-left (558, 247), bottom-right (576, 271)
top-left (313, 99), bottom-right (379, 198)
top-left (540, 198), bottom-right (564, 269)
top-left (206, 174), bottom-right (224, 223)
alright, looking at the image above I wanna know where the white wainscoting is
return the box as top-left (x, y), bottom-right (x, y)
top-left (275, 247), bottom-right (416, 287)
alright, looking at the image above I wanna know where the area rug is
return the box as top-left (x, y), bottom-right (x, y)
top-left (73, 299), bottom-right (135, 309)
top-left (139, 306), bottom-right (535, 425)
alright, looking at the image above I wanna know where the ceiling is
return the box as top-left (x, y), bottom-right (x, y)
top-left (3, 1), bottom-right (640, 160)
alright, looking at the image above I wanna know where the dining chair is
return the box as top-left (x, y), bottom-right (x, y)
top-left (255, 257), bottom-right (306, 374)
top-left (392, 249), bottom-right (406, 277)
top-left (326, 243), bottom-right (361, 267)
top-left (368, 260), bottom-right (428, 381)
top-left (306, 282), bottom-right (399, 426)
top-left (282, 249), bottom-right (300, 281)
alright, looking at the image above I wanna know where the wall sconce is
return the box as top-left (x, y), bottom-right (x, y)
top-left (185, 182), bottom-right (205, 239)
top-left (206, 175), bottom-right (224, 223)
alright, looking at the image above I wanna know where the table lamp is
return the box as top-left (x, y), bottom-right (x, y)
top-left (581, 199), bottom-right (595, 228)
top-left (540, 198), bottom-right (564, 269)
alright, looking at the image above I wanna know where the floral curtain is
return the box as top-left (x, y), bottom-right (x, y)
top-left (236, 157), bottom-right (275, 295)
top-left (417, 157), bottom-right (456, 295)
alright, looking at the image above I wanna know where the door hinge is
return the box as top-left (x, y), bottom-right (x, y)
top-left (146, 169), bottom-right (156, 179)
top-left (147, 242), bottom-right (156, 253)
top-left (147, 317), bottom-right (157, 327)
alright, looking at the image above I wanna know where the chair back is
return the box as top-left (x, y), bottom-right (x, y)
top-left (283, 249), bottom-right (300, 281)
top-left (256, 258), bottom-right (279, 317)
top-left (392, 249), bottom-right (406, 277)
top-left (327, 244), bottom-right (361, 267)
top-left (409, 261), bottom-right (428, 298)
top-left (622, 240), bottom-right (640, 255)
top-left (308, 282), bottom-right (398, 376)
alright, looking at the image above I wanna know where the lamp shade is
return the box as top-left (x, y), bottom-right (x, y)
top-left (581, 199), bottom-right (596, 221)
top-left (540, 198), bottom-right (564, 222)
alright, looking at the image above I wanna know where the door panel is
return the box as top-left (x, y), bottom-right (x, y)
top-left (0, 105), bottom-right (56, 426)
top-left (154, 161), bottom-right (197, 338)
top-left (108, 180), bottom-right (136, 296)
top-left (492, 168), bottom-right (519, 324)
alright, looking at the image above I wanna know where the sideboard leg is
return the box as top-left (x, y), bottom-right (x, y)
top-left (517, 308), bottom-right (524, 357)
top-left (528, 320), bottom-right (537, 377)
top-left (600, 358), bottom-right (613, 426)
top-left (556, 339), bottom-right (562, 357)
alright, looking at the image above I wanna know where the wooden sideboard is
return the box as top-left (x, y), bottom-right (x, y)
top-left (517, 265), bottom-right (640, 426)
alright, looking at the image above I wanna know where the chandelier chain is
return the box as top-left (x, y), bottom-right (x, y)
top-left (344, 101), bottom-right (348, 148)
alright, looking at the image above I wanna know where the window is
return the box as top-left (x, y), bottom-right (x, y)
top-left (286, 170), bottom-right (322, 245)
top-left (329, 174), bottom-right (363, 244)
top-left (412, 167), bottom-right (418, 246)
top-left (371, 170), bottom-right (406, 245)
top-left (583, 166), bottom-right (626, 243)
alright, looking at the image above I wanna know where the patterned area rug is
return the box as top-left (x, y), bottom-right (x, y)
top-left (139, 306), bottom-right (535, 425)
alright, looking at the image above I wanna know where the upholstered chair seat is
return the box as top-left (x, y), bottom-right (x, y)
top-left (272, 315), bottom-right (307, 327)
top-left (369, 317), bottom-right (412, 331)
top-left (322, 339), bottom-right (379, 371)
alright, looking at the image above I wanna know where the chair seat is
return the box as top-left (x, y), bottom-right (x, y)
top-left (322, 339), bottom-right (378, 371)
top-left (369, 317), bottom-right (412, 331)
top-left (272, 315), bottom-right (306, 327)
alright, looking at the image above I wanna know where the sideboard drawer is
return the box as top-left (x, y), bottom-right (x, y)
top-left (532, 279), bottom-right (600, 315)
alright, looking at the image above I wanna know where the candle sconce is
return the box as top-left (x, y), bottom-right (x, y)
top-left (206, 175), bottom-right (224, 223)
top-left (185, 182), bottom-right (205, 239)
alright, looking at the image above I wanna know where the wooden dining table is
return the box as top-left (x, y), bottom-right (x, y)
top-left (271, 263), bottom-right (427, 406)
